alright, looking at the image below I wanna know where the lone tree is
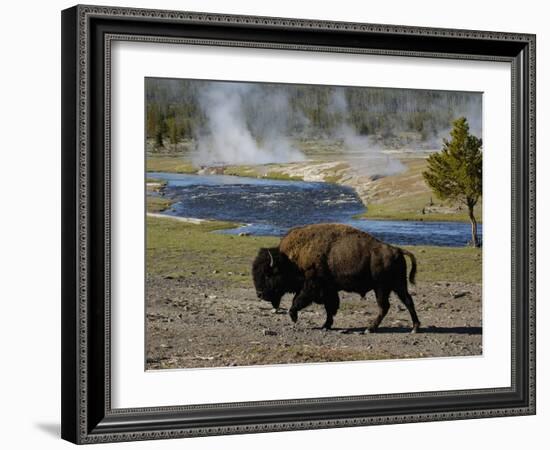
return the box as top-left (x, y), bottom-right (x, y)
top-left (423, 117), bottom-right (482, 247)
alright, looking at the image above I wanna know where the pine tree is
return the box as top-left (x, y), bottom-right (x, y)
top-left (154, 129), bottom-right (164, 150)
top-left (167, 117), bottom-right (179, 152)
top-left (423, 117), bottom-right (482, 247)
top-left (153, 113), bottom-right (168, 151)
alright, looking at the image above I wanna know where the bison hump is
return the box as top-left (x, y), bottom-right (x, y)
top-left (279, 223), bottom-right (377, 274)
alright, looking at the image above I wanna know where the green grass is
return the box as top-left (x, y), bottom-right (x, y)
top-left (146, 196), bottom-right (173, 213)
top-left (359, 200), bottom-right (482, 223)
top-left (146, 177), bottom-right (166, 184)
top-left (147, 216), bottom-right (481, 286)
top-left (404, 245), bottom-right (482, 284)
top-left (224, 164), bottom-right (304, 181)
top-left (147, 156), bottom-right (198, 174)
top-left (223, 165), bottom-right (263, 178)
top-left (264, 170), bottom-right (303, 181)
top-left (147, 217), bottom-right (278, 286)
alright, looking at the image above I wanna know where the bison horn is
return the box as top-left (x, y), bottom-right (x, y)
top-left (267, 249), bottom-right (274, 268)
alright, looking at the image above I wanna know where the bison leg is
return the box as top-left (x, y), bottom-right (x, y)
top-left (366, 287), bottom-right (390, 333)
top-left (288, 281), bottom-right (317, 323)
top-left (395, 287), bottom-right (421, 333)
top-left (320, 290), bottom-right (340, 330)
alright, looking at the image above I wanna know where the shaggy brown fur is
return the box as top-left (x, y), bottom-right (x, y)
top-left (252, 223), bottom-right (420, 333)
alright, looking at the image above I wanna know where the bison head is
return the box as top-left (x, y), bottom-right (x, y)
top-left (252, 247), bottom-right (301, 309)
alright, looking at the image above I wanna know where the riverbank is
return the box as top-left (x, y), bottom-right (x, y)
top-left (146, 155), bottom-right (481, 223)
top-left (353, 158), bottom-right (482, 223)
top-left (146, 216), bottom-right (482, 369)
top-left (146, 172), bottom-right (479, 246)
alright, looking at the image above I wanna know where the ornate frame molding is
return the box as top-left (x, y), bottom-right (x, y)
top-left (61, 4), bottom-right (536, 444)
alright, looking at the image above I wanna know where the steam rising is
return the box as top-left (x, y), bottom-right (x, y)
top-left (178, 80), bottom-right (482, 176)
top-left (329, 89), bottom-right (406, 177)
top-left (192, 83), bottom-right (305, 166)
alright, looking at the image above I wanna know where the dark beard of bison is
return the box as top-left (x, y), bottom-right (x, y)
top-left (252, 247), bottom-right (302, 308)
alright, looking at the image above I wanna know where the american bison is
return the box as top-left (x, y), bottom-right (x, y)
top-left (252, 223), bottom-right (420, 333)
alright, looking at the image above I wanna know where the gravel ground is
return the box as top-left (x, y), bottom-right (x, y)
top-left (146, 275), bottom-right (482, 370)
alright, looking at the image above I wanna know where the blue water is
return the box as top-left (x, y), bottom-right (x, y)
top-left (149, 172), bottom-right (481, 247)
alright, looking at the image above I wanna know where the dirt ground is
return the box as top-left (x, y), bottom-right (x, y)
top-left (146, 275), bottom-right (482, 370)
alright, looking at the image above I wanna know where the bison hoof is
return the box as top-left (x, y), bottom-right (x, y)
top-left (289, 309), bottom-right (298, 323)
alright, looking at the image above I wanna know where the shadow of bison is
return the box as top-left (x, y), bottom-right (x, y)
top-left (252, 223), bottom-right (420, 333)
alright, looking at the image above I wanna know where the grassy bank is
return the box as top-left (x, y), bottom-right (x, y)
top-left (147, 196), bottom-right (173, 213)
top-left (147, 216), bottom-right (481, 287)
top-left (147, 216), bottom-right (278, 286)
top-left (146, 157), bottom-right (306, 181)
top-left (358, 158), bottom-right (482, 223)
top-left (222, 165), bottom-right (262, 178)
top-left (403, 245), bottom-right (481, 284)
top-left (147, 156), bottom-right (198, 174)
top-left (359, 201), bottom-right (482, 223)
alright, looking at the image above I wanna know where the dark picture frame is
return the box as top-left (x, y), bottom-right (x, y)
top-left (61, 4), bottom-right (536, 444)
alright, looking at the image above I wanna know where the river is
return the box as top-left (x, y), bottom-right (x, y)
top-left (148, 172), bottom-right (481, 247)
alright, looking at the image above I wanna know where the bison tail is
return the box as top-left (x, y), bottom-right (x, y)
top-left (401, 249), bottom-right (417, 285)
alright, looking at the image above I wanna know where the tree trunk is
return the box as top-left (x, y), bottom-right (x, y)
top-left (468, 204), bottom-right (479, 247)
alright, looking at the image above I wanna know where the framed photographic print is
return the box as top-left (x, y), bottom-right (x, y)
top-left (61, 4), bottom-right (536, 444)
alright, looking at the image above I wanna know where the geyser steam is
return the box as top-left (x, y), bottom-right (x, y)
top-left (329, 89), bottom-right (406, 177)
top-left (192, 83), bottom-right (305, 166)
top-left (175, 79), bottom-right (482, 175)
